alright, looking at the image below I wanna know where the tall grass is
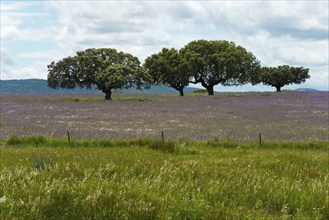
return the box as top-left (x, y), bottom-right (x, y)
top-left (1, 137), bottom-right (328, 219)
top-left (5, 136), bottom-right (329, 150)
top-left (5, 136), bottom-right (176, 152)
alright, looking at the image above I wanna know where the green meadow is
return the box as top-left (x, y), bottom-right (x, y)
top-left (1, 137), bottom-right (328, 219)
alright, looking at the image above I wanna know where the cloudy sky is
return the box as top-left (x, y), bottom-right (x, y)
top-left (1, 0), bottom-right (328, 91)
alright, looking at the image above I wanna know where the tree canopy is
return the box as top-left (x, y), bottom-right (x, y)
top-left (48, 42), bottom-right (311, 97)
top-left (47, 48), bottom-right (149, 100)
top-left (180, 40), bottom-right (261, 95)
top-left (260, 65), bottom-right (310, 92)
top-left (144, 48), bottom-right (189, 96)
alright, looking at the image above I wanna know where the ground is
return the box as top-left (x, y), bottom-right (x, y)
top-left (0, 91), bottom-right (328, 142)
top-left (1, 91), bottom-right (328, 219)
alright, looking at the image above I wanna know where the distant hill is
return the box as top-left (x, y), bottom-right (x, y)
top-left (0, 79), bottom-right (198, 94)
top-left (295, 88), bottom-right (326, 92)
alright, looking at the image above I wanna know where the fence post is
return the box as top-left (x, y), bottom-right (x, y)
top-left (259, 133), bottom-right (262, 146)
top-left (161, 131), bottom-right (164, 143)
top-left (67, 131), bottom-right (71, 143)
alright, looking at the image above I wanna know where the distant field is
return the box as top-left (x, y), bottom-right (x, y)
top-left (0, 91), bottom-right (328, 142)
top-left (1, 137), bottom-right (328, 219)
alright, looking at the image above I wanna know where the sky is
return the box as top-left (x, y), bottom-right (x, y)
top-left (1, 0), bottom-right (328, 92)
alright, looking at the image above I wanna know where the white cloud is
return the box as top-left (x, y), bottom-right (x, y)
top-left (203, 1), bottom-right (328, 40)
top-left (1, 60), bottom-right (48, 80)
top-left (1, 1), bottom-right (52, 41)
top-left (1, 48), bottom-right (51, 80)
top-left (1, 48), bottom-right (16, 67)
top-left (13, 62), bottom-right (47, 79)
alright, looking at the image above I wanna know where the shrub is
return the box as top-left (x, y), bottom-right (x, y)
top-left (7, 136), bottom-right (47, 146)
top-left (193, 89), bottom-right (208, 93)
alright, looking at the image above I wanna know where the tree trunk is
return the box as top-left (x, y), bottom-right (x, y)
top-left (201, 81), bottom-right (214, 96)
top-left (178, 87), bottom-right (184, 96)
top-left (104, 90), bottom-right (112, 100)
top-left (206, 86), bottom-right (214, 96)
top-left (275, 86), bottom-right (282, 92)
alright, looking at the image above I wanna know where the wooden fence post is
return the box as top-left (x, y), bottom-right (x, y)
top-left (67, 131), bottom-right (71, 143)
top-left (162, 131), bottom-right (164, 143)
top-left (259, 133), bottom-right (262, 146)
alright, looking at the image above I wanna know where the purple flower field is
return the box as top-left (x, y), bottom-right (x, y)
top-left (0, 91), bottom-right (328, 142)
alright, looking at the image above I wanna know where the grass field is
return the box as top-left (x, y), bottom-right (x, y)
top-left (1, 91), bottom-right (328, 219)
top-left (1, 137), bottom-right (328, 219)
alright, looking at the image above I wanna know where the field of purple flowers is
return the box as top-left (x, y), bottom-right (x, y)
top-left (0, 91), bottom-right (328, 142)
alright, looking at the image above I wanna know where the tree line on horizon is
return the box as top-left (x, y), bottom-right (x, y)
top-left (47, 40), bottom-right (310, 100)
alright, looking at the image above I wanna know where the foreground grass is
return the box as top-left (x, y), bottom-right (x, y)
top-left (1, 137), bottom-right (328, 219)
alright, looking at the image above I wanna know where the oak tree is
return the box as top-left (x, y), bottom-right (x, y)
top-left (260, 65), bottom-right (310, 92)
top-left (144, 48), bottom-right (189, 96)
top-left (47, 48), bottom-right (149, 100)
top-left (181, 40), bottom-right (261, 95)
